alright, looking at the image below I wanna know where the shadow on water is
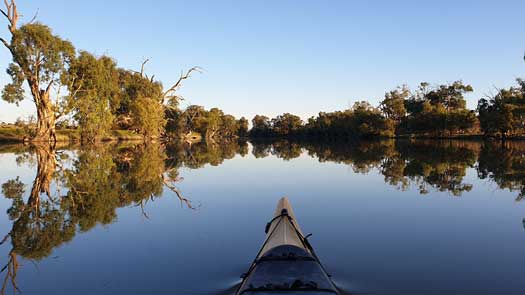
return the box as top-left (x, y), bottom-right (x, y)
top-left (0, 139), bottom-right (524, 294)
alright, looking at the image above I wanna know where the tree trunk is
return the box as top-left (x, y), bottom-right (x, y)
top-left (34, 90), bottom-right (56, 142)
top-left (29, 84), bottom-right (57, 142)
top-left (28, 144), bottom-right (56, 208)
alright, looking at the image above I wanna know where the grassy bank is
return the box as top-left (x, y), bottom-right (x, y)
top-left (0, 126), bottom-right (144, 143)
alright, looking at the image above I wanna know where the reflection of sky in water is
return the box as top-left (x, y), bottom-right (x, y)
top-left (0, 144), bottom-right (524, 294)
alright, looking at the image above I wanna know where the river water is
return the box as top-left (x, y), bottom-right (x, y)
top-left (0, 140), bottom-right (523, 294)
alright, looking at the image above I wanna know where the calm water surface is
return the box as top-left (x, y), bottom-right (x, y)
top-left (0, 140), bottom-right (524, 295)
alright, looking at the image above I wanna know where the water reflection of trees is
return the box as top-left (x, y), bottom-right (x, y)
top-left (0, 140), bottom-right (247, 294)
top-left (251, 139), bottom-right (525, 199)
top-left (477, 141), bottom-right (525, 201)
top-left (1, 139), bottom-right (525, 293)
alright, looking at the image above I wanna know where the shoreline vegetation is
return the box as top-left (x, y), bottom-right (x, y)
top-left (1, 1), bottom-right (524, 145)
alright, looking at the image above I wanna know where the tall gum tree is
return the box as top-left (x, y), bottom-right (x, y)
top-left (1, 1), bottom-right (75, 142)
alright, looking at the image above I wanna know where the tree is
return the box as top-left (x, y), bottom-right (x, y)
top-left (65, 51), bottom-right (120, 142)
top-left (380, 85), bottom-right (409, 126)
top-left (271, 113), bottom-right (303, 136)
top-left (117, 70), bottom-right (166, 138)
top-left (130, 96), bottom-right (166, 138)
top-left (251, 115), bottom-right (271, 136)
top-left (1, 1), bottom-right (75, 142)
top-left (477, 80), bottom-right (525, 138)
top-left (116, 69), bottom-right (163, 129)
top-left (178, 105), bottom-right (206, 136)
top-left (237, 117), bottom-right (249, 137)
top-left (219, 114), bottom-right (239, 138)
top-left (204, 107), bottom-right (224, 140)
top-left (425, 81), bottom-right (472, 111)
top-left (351, 101), bottom-right (394, 137)
top-left (403, 81), bottom-right (476, 136)
top-left (118, 62), bottom-right (200, 139)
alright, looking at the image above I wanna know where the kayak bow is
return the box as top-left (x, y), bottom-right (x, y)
top-left (236, 197), bottom-right (340, 295)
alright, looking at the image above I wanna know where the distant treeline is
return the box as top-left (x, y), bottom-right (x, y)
top-left (249, 80), bottom-right (525, 140)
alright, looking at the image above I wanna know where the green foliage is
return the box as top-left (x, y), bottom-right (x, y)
top-left (129, 97), bottom-right (166, 138)
top-left (116, 71), bottom-right (166, 138)
top-left (250, 103), bottom-right (394, 139)
top-left (401, 81), bottom-right (476, 136)
top-left (1, 176), bottom-right (24, 199)
top-left (250, 115), bottom-right (271, 137)
top-left (380, 85), bottom-right (409, 124)
top-left (66, 51), bottom-right (120, 142)
top-left (250, 102), bottom-right (394, 139)
top-left (117, 70), bottom-right (163, 117)
top-left (2, 64), bottom-right (25, 105)
top-left (252, 139), bottom-right (478, 196)
top-left (477, 142), bottom-right (525, 201)
top-left (220, 114), bottom-right (239, 138)
top-left (351, 101), bottom-right (394, 137)
top-left (477, 79), bottom-right (525, 137)
top-left (10, 203), bottom-right (76, 260)
top-left (238, 117), bottom-right (249, 137)
top-left (2, 23), bottom-right (74, 103)
top-left (176, 105), bottom-right (241, 141)
top-left (271, 113), bottom-right (303, 136)
top-left (64, 146), bottom-right (120, 231)
top-left (10, 23), bottom-right (75, 81)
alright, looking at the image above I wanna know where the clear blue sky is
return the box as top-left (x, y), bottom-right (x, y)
top-left (1, 0), bottom-right (524, 123)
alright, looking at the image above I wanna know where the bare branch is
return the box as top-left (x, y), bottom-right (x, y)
top-left (45, 80), bottom-right (54, 94)
top-left (2, 0), bottom-right (8, 17)
top-left (28, 8), bottom-right (38, 23)
top-left (162, 66), bottom-right (202, 104)
top-left (136, 200), bottom-right (150, 220)
top-left (0, 233), bottom-right (9, 246)
top-left (162, 173), bottom-right (196, 209)
top-left (0, 36), bottom-right (10, 51)
top-left (140, 58), bottom-right (150, 77)
top-left (1, 251), bottom-right (21, 294)
top-left (3, 0), bottom-right (18, 34)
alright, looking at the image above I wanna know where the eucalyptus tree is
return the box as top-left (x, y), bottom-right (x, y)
top-left (119, 62), bottom-right (200, 139)
top-left (65, 51), bottom-right (120, 142)
top-left (477, 79), bottom-right (525, 138)
top-left (380, 85), bottom-right (409, 128)
top-left (250, 115), bottom-right (271, 137)
top-left (403, 81), bottom-right (477, 136)
top-left (271, 113), bottom-right (303, 136)
top-left (1, 1), bottom-right (75, 142)
top-left (237, 117), bottom-right (249, 137)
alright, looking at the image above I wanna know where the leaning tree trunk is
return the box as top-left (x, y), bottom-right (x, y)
top-left (28, 144), bottom-right (56, 208)
top-left (30, 84), bottom-right (57, 143)
top-left (1, 144), bottom-right (56, 294)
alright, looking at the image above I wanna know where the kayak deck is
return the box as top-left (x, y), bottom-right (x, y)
top-left (237, 197), bottom-right (339, 295)
top-left (258, 197), bottom-right (308, 258)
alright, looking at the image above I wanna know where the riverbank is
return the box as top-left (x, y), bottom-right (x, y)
top-left (0, 126), bottom-right (144, 143)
